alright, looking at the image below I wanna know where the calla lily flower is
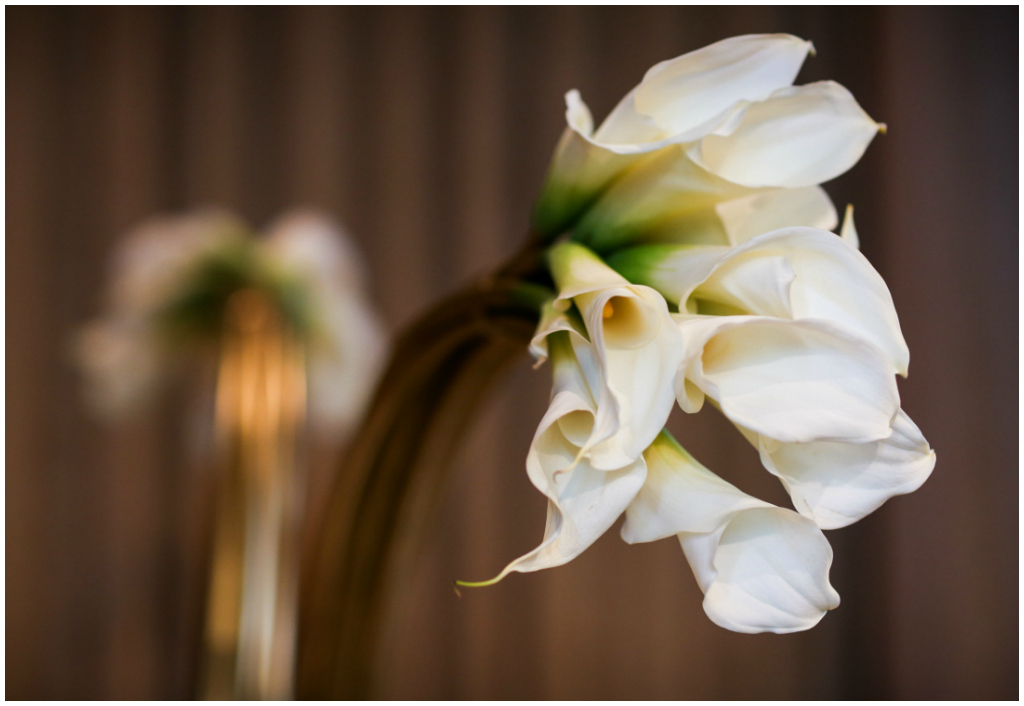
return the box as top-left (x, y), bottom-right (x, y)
top-left (546, 241), bottom-right (684, 469)
top-left (533, 34), bottom-right (882, 242)
top-left (609, 225), bottom-right (909, 376)
top-left (622, 431), bottom-right (840, 633)
top-left (572, 147), bottom-right (839, 252)
top-left (463, 331), bottom-right (648, 584)
top-left (608, 225), bottom-right (931, 526)
top-left (672, 314), bottom-right (900, 444)
top-left (739, 409), bottom-right (936, 530)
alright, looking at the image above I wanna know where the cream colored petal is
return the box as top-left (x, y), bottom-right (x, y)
top-left (584, 289), bottom-right (684, 469)
top-left (630, 34), bottom-right (813, 139)
top-left (693, 250), bottom-right (796, 319)
top-left (547, 243), bottom-right (684, 469)
top-left (690, 81), bottom-right (883, 188)
top-left (622, 432), bottom-right (840, 633)
top-left (622, 432), bottom-right (763, 543)
top-left (690, 506), bottom-right (839, 634)
top-left (591, 88), bottom-right (667, 147)
top-left (574, 148), bottom-right (750, 252)
top-left (630, 227), bottom-right (909, 376)
top-left (533, 91), bottom-right (648, 237)
top-left (677, 315), bottom-right (900, 444)
top-left (608, 243), bottom-right (731, 308)
top-left (548, 241), bottom-right (632, 301)
top-left (741, 228), bottom-right (907, 375)
top-left (755, 409), bottom-right (936, 529)
top-left (716, 186), bottom-right (839, 245)
top-left (479, 342), bottom-right (646, 581)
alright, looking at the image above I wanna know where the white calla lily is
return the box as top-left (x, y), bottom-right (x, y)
top-left (533, 35), bottom-right (881, 246)
top-left (462, 332), bottom-right (647, 585)
top-left (622, 431), bottom-right (840, 633)
top-left (533, 34), bottom-right (815, 236)
top-left (611, 226), bottom-right (909, 376)
top-left (742, 409), bottom-right (936, 530)
top-left (687, 81), bottom-right (884, 189)
top-left (547, 242), bottom-right (684, 468)
top-left (673, 314), bottom-right (900, 444)
top-left (572, 146), bottom-right (839, 252)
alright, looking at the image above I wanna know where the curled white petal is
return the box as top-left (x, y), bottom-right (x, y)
top-left (483, 333), bottom-right (647, 581)
top-left (689, 81), bottom-right (883, 188)
top-left (629, 227), bottom-right (909, 376)
top-left (675, 314), bottom-right (900, 444)
top-left (622, 432), bottom-right (840, 633)
top-left (716, 186), bottom-right (838, 245)
top-left (547, 242), bottom-right (684, 468)
top-left (754, 409), bottom-right (936, 529)
top-left (533, 35), bottom-right (817, 236)
top-left (625, 33), bottom-right (812, 141)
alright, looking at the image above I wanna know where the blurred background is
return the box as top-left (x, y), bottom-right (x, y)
top-left (7, 6), bottom-right (1018, 700)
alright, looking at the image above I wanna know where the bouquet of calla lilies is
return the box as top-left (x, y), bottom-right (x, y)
top-left (457, 34), bottom-right (935, 634)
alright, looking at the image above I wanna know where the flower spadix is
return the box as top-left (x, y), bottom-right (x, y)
top-left (533, 34), bottom-right (883, 242)
top-left (546, 241), bottom-right (684, 469)
top-left (622, 431), bottom-right (840, 633)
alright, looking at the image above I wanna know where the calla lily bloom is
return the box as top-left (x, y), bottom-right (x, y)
top-left (740, 409), bottom-right (936, 530)
top-left (533, 34), bottom-right (882, 242)
top-left (545, 241), bottom-right (685, 469)
top-left (609, 225), bottom-right (909, 376)
top-left (462, 331), bottom-right (648, 584)
top-left (672, 314), bottom-right (901, 444)
top-left (572, 147), bottom-right (839, 252)
top-left (609, 225), bottom-right (932, 526)
top-left (622, 431), bottom-right (840, 633)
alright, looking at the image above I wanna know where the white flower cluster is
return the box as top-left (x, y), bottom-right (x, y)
top-left (77, 210), bottom-right (386, 437)
top-left (481, 35), bottom-right (935, 634)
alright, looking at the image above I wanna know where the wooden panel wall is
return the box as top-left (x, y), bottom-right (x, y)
top-left (6, 7), bottom-right (1017, 699)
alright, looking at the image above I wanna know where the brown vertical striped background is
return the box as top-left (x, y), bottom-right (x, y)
top-left (7, 7), bottom-right (1017, 699)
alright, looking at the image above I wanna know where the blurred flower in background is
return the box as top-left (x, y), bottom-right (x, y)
top-left (76, 209), bottom-right (387, 439)
top-left (76, 208), bottom-right (387, 699)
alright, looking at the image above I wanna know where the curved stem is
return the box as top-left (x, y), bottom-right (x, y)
top-left (295, 248), bottom-right (548, 699)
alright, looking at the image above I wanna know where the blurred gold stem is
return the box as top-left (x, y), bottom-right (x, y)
top-left (201, 289), bottom-right (307, 700)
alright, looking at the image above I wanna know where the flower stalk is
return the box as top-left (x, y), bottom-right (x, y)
top-left (295, 241), bottom-right (549, 699)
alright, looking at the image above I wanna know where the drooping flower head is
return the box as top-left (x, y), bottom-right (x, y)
top-left (461, 34), bottom-right (933, 635)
